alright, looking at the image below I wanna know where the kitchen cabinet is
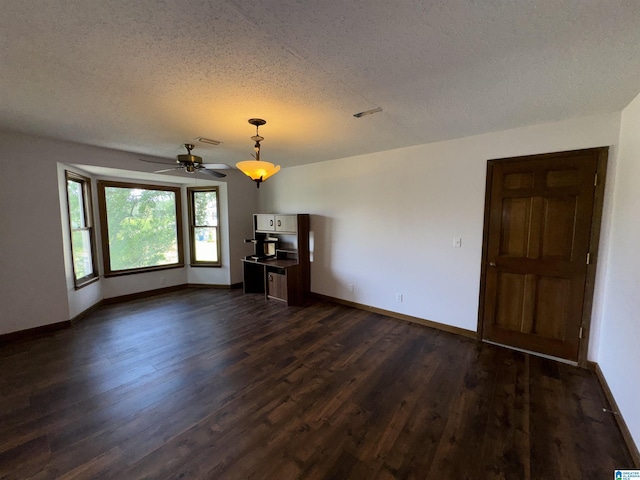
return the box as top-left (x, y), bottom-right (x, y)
top-left (255, 214), bottom-right (275, 232)
top-left (254, 214), bottom-right (298, 234)
top-left (274, 215), bottom-right (297, 233)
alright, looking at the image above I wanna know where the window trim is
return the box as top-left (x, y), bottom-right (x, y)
top-left (97, 180), bottom-right (184, 277)
top-left (187, 186), bottom-right (222, 267)
top-left (65, 171), bottom-right (99, 289)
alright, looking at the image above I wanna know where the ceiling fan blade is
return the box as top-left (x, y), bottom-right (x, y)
top-left (154, 167), bottom-right (183, 173)
top-left (139, 157), bottom-right (176, 166)
top-left (200, 169), bottom-right (226, 178)
top-left (202, 163), bottom-right (232, 170)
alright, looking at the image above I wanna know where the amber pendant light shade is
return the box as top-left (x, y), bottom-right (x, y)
top-left (235, 160), bottom-right (280, 184)
top-left (236, 118), bottom-right (280, 188)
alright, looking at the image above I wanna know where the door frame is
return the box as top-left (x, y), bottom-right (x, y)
top-left (476, 147), bottom-right (609, 367)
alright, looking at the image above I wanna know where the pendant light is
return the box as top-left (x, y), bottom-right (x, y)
top-left (236, 118), bottom-right (280, 188)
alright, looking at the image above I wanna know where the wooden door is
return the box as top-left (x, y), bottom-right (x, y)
top-left (479, 148), bottom-right (607, 362)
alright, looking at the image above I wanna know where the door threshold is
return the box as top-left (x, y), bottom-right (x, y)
top-left (482, 340), bottom-right (578, 366)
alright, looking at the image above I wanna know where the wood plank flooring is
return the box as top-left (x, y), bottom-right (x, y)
top-left (0, 288), bottom-right (634, 479)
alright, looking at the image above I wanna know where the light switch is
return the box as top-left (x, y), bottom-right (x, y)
top-left (453, 237), bottom-right (462, 248)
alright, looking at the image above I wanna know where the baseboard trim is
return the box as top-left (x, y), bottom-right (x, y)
top-left (102, 284), bottom-right (189, 305)
top-left (312, 293), bottom-right (476, 339)
top-left (187, 282), bottom-right (243, 289)
top-left (104, 282), bottom-right (242, 303)
top-left (0, 320), bottom-right (71, 345)
top-left (69, 301), bottom-right (104, 324)
top-left (591, 361), bottom-right (640, 468)
top-left (2, 283), bottom-right (244, 343)
top-left (0, 300), bottom-right (104, 345)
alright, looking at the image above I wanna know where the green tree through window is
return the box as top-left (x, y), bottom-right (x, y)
top-left (98, 181), bottom-right (183, 275)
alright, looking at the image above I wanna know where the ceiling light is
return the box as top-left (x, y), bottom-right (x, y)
top-left (236, 118), bottom-right (280, 188)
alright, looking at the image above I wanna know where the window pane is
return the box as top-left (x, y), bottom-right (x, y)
top-left (71, 229), bottom-right (94, 279)
top-left (66, 171), bottom-right (97, 287)
top-left (194, 227), bottom-right (218, 262)
top-left (104, 186), bottom-right (179, 271)
top-left (67, 180), bottom-right (85, 228)
top-left (194, 191), bottom-right (218, 226)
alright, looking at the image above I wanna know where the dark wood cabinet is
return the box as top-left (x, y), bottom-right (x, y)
top-left (242, 214), bottom-right (310, 306)
top-left (267, 269), bottom-right (288, 302)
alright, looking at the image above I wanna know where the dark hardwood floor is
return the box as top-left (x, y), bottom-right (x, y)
top-left (0, 288), bottom-right (633, 479)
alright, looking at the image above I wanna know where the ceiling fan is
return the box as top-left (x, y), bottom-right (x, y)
top-left (139, 144), bottom-right (227, 178)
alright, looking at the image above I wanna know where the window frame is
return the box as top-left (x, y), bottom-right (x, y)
top-left (65, 171), bottom-right (99, 289)
top-left (187, 186), bottom-right (222, 267)
top-left (97, 180), bottom-right (184, 277)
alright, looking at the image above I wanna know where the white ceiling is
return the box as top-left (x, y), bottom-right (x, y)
top-left (2, 0), bottom-right (640, 169)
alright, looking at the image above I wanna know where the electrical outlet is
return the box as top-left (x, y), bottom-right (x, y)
top-left (396, 293), bottom-right (403, 302)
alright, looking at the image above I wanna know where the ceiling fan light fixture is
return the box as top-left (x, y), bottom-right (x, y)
top-left (177, 144), bottom-right (202, 165)
top-left (177, 154), bottom-right (201, 165)
top-left (139, 144), bottom-right (226, 178)
top-left (236, 118), bottom-right (280, 188)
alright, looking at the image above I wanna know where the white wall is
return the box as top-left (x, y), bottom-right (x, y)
top-left (227, 180), bottom-right (260, 283)
top-left (0, 113), bottom-right (624, 342)
top-left (0, 132), bottom-right (70, 334)
top-left (0, 130), bottom-right (258, 334)
top-left (261, 112), bottom-right (622, 337)
top-left (596, 92), bottom-right (640, 450)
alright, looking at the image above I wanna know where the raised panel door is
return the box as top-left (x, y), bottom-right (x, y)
top-left (481, 149), bottom-right (603, 361)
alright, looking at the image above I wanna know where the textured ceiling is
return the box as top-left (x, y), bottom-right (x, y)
top-left (2, 0), bottom-right (640, 170)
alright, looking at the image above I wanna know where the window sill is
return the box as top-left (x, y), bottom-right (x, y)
top-left (103, 263), bottom-right (185, 278)
top-left (74, 276), bottom-right (100, 290)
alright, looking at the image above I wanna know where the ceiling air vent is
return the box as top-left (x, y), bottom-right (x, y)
top-left (196, 137), bottom-right (222, 145)
top-left (353, 107), bottom-right (383, 118)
